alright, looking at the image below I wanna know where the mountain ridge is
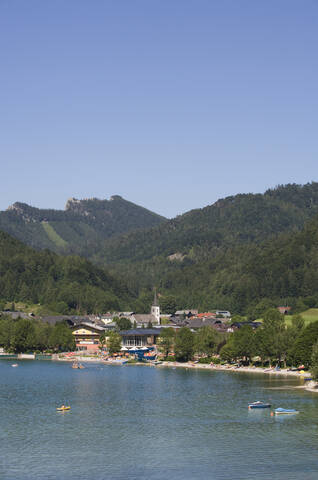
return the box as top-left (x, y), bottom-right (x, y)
top-left (0, 195), bottom-right (166, 254)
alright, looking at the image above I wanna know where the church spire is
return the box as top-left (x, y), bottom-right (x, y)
top-left (153, 288), bottom-right (159, 306)
top-left (151, 288), bottom-right (160, 324)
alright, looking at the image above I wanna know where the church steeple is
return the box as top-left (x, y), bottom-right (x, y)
top-left (153, 288), bottom-right (159, 306)
top-left (151, 288), bottom-right (160, 324)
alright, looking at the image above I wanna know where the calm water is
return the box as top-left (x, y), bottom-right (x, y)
top-left (1, 361), bottom-right (318, 480)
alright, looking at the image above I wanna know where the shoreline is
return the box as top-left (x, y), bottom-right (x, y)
top-left (156, 361), bottom-right (318, 392)
top-left (55, 355), bottom-right (318, 393)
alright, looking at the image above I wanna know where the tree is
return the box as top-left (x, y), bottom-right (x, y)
top-left (107, 331), bottom-right (122, 355)
top-left (99, 332), bottom-right (107, 352)
top-left (289, 321), bottom-right (318, 368)
top-left (158, 328), bottom-right (175, 358)
top-left (11, 318), bottom-right (36, 353)
top-left (49, 322), bottom-right (75, 352)
top-left (311, 341), bottom-right (318, 381)
top-left (195, 326), bottom-right (218, 357)
top-left (114, 317), bottom-right (132, 331)
top-left (232, 325), bottom-right (255, 364)
top-left (0, 316), bottom-right (14, 352)
top-left (160, 295), bottom-right (178, 315)
top-left (261, 308), bottom-right (287, 365)
top-left (174, 327), bottom-right (195, 362)
top-left (220, 336), bottom-right (237, 362)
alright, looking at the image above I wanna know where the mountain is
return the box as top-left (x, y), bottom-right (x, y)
top-left (0, 196), bottom-right (166, 255)
top-left (0, 230), bottom-right (135, 314)
top-left (98, 182), bottom-right (318, 264)
top-left (92, 183), bottom-right (318, 311)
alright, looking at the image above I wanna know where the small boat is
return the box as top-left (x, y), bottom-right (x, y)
top-left (72, 362), bottom-right (84, 369)
top-left (274, 407), bottom-right (299, 415)
top-left (248, 401), bottom-right (271, 409)
top-left (57, 406), bottom-right (71, 411)
top-left (11, 364), bottom-right (18, 367)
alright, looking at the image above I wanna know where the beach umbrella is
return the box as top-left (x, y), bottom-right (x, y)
top-left (140, 346), bottom-right (148, 350)
top-left (130, 347), bottom-right (138, 351)
top-left (121, 347), bottom-right (128, 351)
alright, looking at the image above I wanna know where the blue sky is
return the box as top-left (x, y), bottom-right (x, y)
top-left (1, 0), bottom-right (317, 218)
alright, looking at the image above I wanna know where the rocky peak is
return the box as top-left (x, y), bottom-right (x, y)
top-left (6, 202), bottom-right (37, 223)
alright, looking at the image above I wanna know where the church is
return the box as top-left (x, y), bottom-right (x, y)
top-left (129, 291), bottom-right (161, 327)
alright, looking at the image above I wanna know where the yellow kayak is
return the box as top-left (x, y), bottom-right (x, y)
top-left (57, 406), bottom-right (71, 411)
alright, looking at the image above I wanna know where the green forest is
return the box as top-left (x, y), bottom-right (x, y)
top-left (0, 196), bottom-right (165, 255)
top-left (0, 315), bottom-right (75, 353)
top-left (1, 183), bottom-right (318, 318)
top-left (0, 231), bottom-right (135, 315)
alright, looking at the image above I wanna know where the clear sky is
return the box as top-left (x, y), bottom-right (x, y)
top-left (1, 0), bottom-right (317, 218)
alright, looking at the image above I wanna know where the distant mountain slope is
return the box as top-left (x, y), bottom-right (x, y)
top-left (0, 230), bottom-right (135, 314)
top-left (0, 196), bottom-right (166, 254)
top-left (98, 183), bottom-right (318, 264)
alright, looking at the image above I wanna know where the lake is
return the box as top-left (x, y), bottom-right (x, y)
top-left (1, 360), bottom-right (318, 480)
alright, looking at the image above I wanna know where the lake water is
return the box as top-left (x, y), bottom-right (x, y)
top-left (1, 361), bottom-right (318, 480)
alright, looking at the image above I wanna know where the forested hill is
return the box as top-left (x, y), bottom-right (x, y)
top-left (0, 230), bottom-right (135, 314)
top-left (159, 212), bottom-right (318, 316)
top-left (98, 182), bottom-right (318, 264)
top-left (107, 212), bottom-right (318, 317)
top-left (0, 196), bottom-right (166, 255)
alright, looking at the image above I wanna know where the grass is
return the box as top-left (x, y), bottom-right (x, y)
top-left (285, 309), bottom-right (318, 327)
top-left (3, 302), bottom-right (58, 316)
top-left (42, 222), bottom-right (68, 249)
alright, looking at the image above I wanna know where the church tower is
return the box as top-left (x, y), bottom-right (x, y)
top-left (151, 289), bottom-right (160, 325)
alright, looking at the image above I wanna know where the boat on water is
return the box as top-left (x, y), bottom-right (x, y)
top-left (57, 406), bottom-right (71, 411)
top-left (11, 364), bottom-right (18, 367)
top-left (72, 362), bottom-right (84, 369)
top-left (248, 401), bottom-right (271, 409)
top-left (274, 407), bottom-right (299, 415)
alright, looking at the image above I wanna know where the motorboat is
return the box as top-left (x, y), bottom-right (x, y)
top-left (11, 364), bottom-right (18, 367)
top-left (248, 401), bottom-right (271, 409)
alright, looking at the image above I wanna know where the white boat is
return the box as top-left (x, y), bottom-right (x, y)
top-left (275, 407), bottom-right (299, 415)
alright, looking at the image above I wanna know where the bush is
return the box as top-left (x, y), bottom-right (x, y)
top-left (165, 356), bottom-right (176, 362)
top-left (198, 357), bottom-right (211, 364)
top-left (210, 356), bottom-right (221, 364)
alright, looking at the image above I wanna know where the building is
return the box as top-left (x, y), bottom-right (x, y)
top-left (130, 292), bottom-right (161, 326)
top-left (230, 321), bottom-right (262, 330)
top-left (71, 322), bottom-right (106, 353)
top-left (214, 310), bottom-right (231, 318)
top-left (175, 310), bottom-right (198, 317)
top-left (277, 306), bottom-right (291, 315)
top-left (120, 328), bottom-right (163, 347)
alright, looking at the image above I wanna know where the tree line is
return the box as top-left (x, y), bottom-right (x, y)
top-left (154, 309), bottom-right (318, 379)
top-left (0, 315), bottom-right (75, 353)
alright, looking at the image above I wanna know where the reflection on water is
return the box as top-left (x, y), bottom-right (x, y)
top-left (1, 361), bottom-right (318, 480)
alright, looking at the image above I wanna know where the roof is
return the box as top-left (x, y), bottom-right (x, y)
top-left (175, 310), bottom-right (198, 315)
top-left (72, 322), bottom-right (106, 332)
top-left (231, 321), bottom-right (262, 329)
top-left (1, 311), bottom-right (30, 320)
top-left (133, 314), bottom-right (157, 324)
top-left (184, 318), bottom-right (220, 329)
top-left (41, 315), bottom-right (91, 325)
top-left (120, 328), bottom-right (163, 336)
top-left (196, 312), bottom-right (216, 318)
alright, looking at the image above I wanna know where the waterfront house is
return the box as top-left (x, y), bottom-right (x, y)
top-left (120, 328), bottom-right (163, 347)
top-left (72, 322), bottom-right (106, 353)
